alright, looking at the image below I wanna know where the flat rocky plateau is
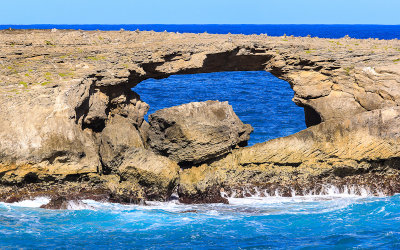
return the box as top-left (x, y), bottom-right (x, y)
top-left (1, 29), bottom-right (400, 207)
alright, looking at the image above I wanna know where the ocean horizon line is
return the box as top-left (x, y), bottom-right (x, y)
top-left (1, 23), bottom-right (400, 26)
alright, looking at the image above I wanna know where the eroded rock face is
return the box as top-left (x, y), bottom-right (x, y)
top-left (178, 107), bottom-right (400, 203)
top-left (178, 164), bottom-right (229, 204)
top-left (117, 148), bottom-right (180, 201)
top-left (0, 30), bottom-right (400, 204)
top-left (148, 101), bottom-right (253, 164)
top-left (99, 114), bottom-right (146, 174)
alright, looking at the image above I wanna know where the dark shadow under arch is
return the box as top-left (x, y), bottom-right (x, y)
top-left (303, 106), bottom-right (323, 127)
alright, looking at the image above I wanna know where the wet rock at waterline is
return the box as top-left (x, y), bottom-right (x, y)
top-left (95, 146), bottom-right (180, 202)
top-left (148, 101), bottom-right (253, 165)
top-left (40, 196), bottom-right (94, 210)
top-left (177, 107), bottom-right (400, 202)
top-left (1, 30), bottom-right (400, 204)
top-left (116, 148), bottom-right (180, 201)
top-left (40, 196), bottom-right (70, 209)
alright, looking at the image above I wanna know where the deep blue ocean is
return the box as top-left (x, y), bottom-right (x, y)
top-left (135, 71), bottom-right (305, 146)
top-left (2, 24), bottom-right (400, 39)
top-left (2, 25), bottom-right (400, 249)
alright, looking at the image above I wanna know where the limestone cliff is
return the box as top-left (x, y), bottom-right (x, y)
top-left (0, 29), bottom-right (400, 204)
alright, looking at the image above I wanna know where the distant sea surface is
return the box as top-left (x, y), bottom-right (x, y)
top-left (135, 71), bottom-right (305, 146)
top-left (1, 24), bottom-right (400, 39)
top-left (2, 25), bottom-right (400, 248)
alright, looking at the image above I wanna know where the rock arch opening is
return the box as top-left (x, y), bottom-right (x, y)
top-left (134, 71), bottom-right (308, 146)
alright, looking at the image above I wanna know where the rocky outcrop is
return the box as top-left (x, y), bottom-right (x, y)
top-left (0, 29), bottom-right (400, 205)
top-left (40, 196), bottom-right (93, 210)
top-left (116, 148), bottom-right (180, 200)
top-left (148, 101), bottom-right (253, 165)
top-left (178, 107), bottom-right (400, 202)
top-left (99, 114), bottom-right (146, 173)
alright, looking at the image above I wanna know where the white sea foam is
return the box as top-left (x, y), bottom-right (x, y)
top-left (224, 184), bottom-right (385, 201)
top-left (220, 185), bottom-right (390, 215)
top-left (206, 210), bottom-right (220, 216)
top-left (0, 185), bottom-right (387, 215)
top-left (0, 195), bottom-right (381, 217)
top-left (82, 199), bottom-right (137, 211)
top-left (10, 197), bottom-right (50, 208)
top-left (66, 200), bottom-right (94, 210)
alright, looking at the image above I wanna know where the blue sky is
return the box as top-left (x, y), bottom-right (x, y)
top-left (2, 0), bottom-right (399, 24)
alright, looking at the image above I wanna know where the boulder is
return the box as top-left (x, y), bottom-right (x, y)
top-left (99, 114), bottom-right (145, 173)
top-left (117, 148), bottom-right (180, 201)
top-left (147, 101), bottom-right (253, 164)
top-left (99, 111), bottom-right (179, 201)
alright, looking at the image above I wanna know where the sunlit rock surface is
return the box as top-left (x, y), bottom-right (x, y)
top-left (148, 101), bottom-right (253, 165)
top-left (0, 29), bottom-right (400, 204)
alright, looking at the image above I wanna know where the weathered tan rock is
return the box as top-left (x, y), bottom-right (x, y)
top-left (179, 164), bottom-right (228, 204)
top-left (148, 101), bottom-right (253, 164)
top-left (99, 114), bottom-right (145, 173)
top-left (118, 148), bottom-right (180, 200)
top-left (178, 107), bottom-right (400, 202)
top-left (101, 174), bottom-right (145, 204)
top-left (0, 30), bottom-right (400, 204)
top-left (0, 82), bottom-right (101, 183)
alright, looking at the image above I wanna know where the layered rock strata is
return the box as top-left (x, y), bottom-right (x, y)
top-left (0, 29), bottom-right (400, 204)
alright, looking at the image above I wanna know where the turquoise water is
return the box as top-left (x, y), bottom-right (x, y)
top-left (2, 71), bottom-right (399, 248)
top-left (2, 195), bottom-right (400, 248)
